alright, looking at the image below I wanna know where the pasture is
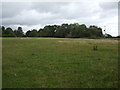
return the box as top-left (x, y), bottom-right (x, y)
top-left (2, 38), bottom-right (118, 88)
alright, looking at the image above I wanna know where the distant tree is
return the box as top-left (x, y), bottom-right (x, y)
top-left (117, 35), bottom-right (120, 38)
top-left (2, 23), bottom-right (104, 38)
top-left (55, 24), bottom-right (70, 38)
top-left (14, 27), bottom-right (24, 37)
top-left (1, 26), bottom-right (5, 37)
top-left (78, 24), bottom-right (87, 37)
top-left (39, 25), bottom-right (56, 37)
top-left (31, 29), bottom-right (38, 37)
top-left (4, 27), bottom-right (16, 37)
top-left (69, 27), bottom-right (80, 38)
top-left (0, 26), bottom-right (1, 35)
top-left (38, 29), bottom-right (44, 37)
top-left (105, 34), bottom-right (112, 38)
top-left (26, 30), bottom-right (31, 37)
top-left (69, 23), bottom-right (86, 38)
top-left (88, 25), bottom-right (103, 38)
top-left (2, 26), bottom-right (5, 32)
top-left (26, 29), bottom-right (38, 37)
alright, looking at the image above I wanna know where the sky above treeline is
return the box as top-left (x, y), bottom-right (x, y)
top-left (0, 0), bottom-right (119, 36)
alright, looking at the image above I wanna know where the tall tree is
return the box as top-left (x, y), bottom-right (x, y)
top-left (4, 27), bottom-right (16, 37)
top-left (89, 25), bottom-right (103, 38)
top-left (1, 26), bottom-right (5, 37)
top-left (55, 24), bottom-right (70, 38)
top-left (39, 25), bottom-right (56, 37)
top-left (14, 27), bottom-right (24, 37)
top-left (26, 30), bottom-right (31, 37)
top-left (26, 29), bottom-right (38, 37)
top-left (1, 23), bottom-right (104, 38)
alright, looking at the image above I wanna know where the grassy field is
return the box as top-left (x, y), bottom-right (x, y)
top-left (2, 38), bottom-right (118, 88)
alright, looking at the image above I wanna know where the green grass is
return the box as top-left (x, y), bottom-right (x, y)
top-left (2, 38), bottom-right (118, 88)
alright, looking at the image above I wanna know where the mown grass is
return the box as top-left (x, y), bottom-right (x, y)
top-left (2, 38), bottom-right (118, 88)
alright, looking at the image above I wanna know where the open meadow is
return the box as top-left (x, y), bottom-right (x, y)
top-left (2, 38), bottom-right (118, 88)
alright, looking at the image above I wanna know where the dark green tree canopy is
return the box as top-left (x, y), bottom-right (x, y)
top-left (1, 23), bottom-right (107, 38)
top-left (4, 27), bottom-right (16, 37)
top-left (14, 27), bottom-right (24, 37)
top-left (26, 29), bottom-right (38, 37)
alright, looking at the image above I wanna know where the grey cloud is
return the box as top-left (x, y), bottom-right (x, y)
top-left (99, 2), bottom-right (118, 19)
top-left (2, 2), bottom-right (32, 18)
top-left (31, 2), bottom-right (100, 19)
top-left (31, 2), bottom-right (67, 13)
top-left (99, 2), bottom-right (118, 10)
top-left (1, 2), bottom-right (118, 36)
top-left (0, 3), bottom-right (2, 19)
top-left (2, 2), bottom-right (102, 25)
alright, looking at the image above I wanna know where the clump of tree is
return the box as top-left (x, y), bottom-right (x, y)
top-left (117, 35), bottom-right (120, 38)
top-left (26, 29), bottom-right (38, 37)
top-left (14, 27), bottom-right (24, 37)
top-left (1, 26), bottom-right (16, 37)
top-left (105, 34), bottom-right (112, 38)
top-left (1, 26), bottom-right (24, 37)
top-left (1, 23), bottom-right (105, 38)
top-left (38, 25), bottom-right (56, 37)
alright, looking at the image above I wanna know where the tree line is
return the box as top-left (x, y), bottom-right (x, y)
top-left (1, 23), bottom-right (106, 38)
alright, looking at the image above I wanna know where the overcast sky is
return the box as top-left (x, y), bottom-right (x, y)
top-left (1, 0), bottom-right (119, 36)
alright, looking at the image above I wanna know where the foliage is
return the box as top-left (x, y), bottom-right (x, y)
top-left (1, 23), bottom-right (105, 38)
top-left (3, 27), bottom-right (16, 37)
top-left (105, 34), bottom-right (112, 38)
top-left (39, 25), bottom-right (55, 37)
top-left (14, 27), bottom-right (24, 37)
top-left (26, 29), bottom-right (38, 37)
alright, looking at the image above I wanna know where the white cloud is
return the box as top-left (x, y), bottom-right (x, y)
top-left (7, 24), bottom-right (42, 33)
top-left (1, 1), bottom-right (118, 36)
top-left (2, 9), bottom-right (59, 25)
